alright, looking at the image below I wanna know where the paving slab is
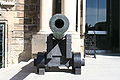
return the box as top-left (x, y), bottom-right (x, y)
top-left (0, 55), bottom-right (120, 80)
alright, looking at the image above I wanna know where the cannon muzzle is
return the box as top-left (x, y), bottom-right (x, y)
top-left (49, 14), bottom-right (69, 39)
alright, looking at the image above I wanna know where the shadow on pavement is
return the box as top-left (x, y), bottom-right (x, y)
top-left (46, 67), bottom-right (72, 74)
top-left (10, 61), bottom-right (36, 80)
top-left (10, 60), bottom-right (73, 80)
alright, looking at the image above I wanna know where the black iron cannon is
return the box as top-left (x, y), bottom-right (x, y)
top-left (34, 14), bottom-right (84, 75)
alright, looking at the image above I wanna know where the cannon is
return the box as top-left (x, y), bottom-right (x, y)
top-left (34, 14), bottom-right (84, 75)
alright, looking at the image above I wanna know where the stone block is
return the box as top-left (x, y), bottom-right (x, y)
top-left (13, 25), bottom-right (24, 31)
top-left (12, 30), bottom-right (24, 38)
top-left (12, 38), bottom-right (24, 45)
top-left (24, 32), bottom-right (32, 38)
top-left (24, 18), bottom-right (32, 24)
top-left (25, 0), bottom-right (37, 4)
top-left (25, 11), bottom-right (36, 18)
top-left (19, 18), bottom-right (24, 24)
top-left (11, 44), bottom-right (24, 51)
top-left (17, 12), bottom-right (24, 18)
top-left (17, 0), bottom-right (25, 4)
top-left (32, 34), bottom-right (49, 54)
top-left (71, 34), bottom-right (81, 52)
top-left (15, 5), bottom-right (24, 11)
top-left (29, 5), bottom-right (36, 11)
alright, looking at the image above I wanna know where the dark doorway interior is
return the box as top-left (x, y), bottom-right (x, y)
top-left (86, 0), bottom-right (120, 53)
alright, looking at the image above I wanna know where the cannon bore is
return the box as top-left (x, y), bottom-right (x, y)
top-left (49, 14), bottom-right (69, 39)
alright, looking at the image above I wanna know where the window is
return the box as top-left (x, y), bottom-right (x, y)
top-left (86, 0), bottom-right (106, 26)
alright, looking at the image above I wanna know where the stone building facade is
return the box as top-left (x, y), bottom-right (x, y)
top-left (0, 0), bottom-right (86, 67)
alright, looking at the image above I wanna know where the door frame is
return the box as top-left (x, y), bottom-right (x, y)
top-left (0, 20), bottom-right (8, 68)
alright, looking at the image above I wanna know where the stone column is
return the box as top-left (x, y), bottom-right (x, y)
top-left (39, 0), bottom-right (53, 33)
top-left (78, 0), bottom-right (81, 33)
top-left (63, 0), bottom-right (81, 53)
top-left (83, 0), bottom-right (86, 34)
top-left (80, 0), bottom-right (86, 58)
top-left (63, 0), bottom-right (77, 32)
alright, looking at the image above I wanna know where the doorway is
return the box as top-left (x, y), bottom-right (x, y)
top-left (85, 0), bottom-right (111, 53)
top-left (86, 0), bottom-right (120, 53)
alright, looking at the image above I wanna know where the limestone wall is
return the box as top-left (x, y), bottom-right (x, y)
top-left (0, 0), bottom-right (39, 67)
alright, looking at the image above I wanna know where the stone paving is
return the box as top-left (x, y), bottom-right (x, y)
top-left (0, 55), bottom-right (120, 80)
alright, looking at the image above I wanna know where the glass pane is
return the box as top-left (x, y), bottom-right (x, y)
top-left (86, 0), bottom-right (97, 26)
top-left (86, 0), bottom-right (106, 26)
top-left (97, 0), bottom-right (106, 22)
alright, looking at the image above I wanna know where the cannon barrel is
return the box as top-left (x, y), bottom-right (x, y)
top-left (49, 14), bottom-right (69, 39)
